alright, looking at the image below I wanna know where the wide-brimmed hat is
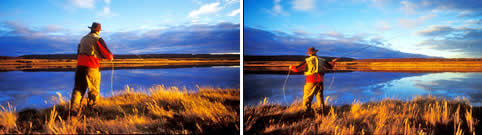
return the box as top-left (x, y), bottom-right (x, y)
top-left (88, 22), bottom-right (101, 31)
top-left (307, 47), bottom-right (318, 54)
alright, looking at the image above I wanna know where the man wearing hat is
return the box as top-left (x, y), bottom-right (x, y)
top-left (71, 22), bottom-right (113, 114)
top-left (289, 47), bottom-right (338, 112)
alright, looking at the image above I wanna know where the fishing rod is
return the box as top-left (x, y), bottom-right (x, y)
top-left (326, 33), bottom-right (401, 89)
top-left (338, 45), bottom-right (374, 58)
top-left (326, 44), bottom-right (374, 89)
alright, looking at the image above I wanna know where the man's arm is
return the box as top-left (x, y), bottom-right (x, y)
top-left (289, 61), bottom-right (306, 72)
top-left (329, 58), bottom-right (339, 69)
top-left (96, 38), bottom-right (113, 60)
top-left (324, 61), bottom-right (333, 69)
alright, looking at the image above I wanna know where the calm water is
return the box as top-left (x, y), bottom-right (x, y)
top-left (0, 67), bottom-right (240, 110)
top-left (244, 72), bottom-right (482, 106)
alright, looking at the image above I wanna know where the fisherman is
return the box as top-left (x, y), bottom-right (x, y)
top-left (289, 47), bottom-right (338, 112)
top-left (71, 22), bottom-right (113, 114)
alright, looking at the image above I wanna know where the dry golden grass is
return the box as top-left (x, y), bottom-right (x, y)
top-left (0, 103), bottom-right (17, 133)
top-left (244, 96), bottom-right (479, 135)
top-left (0, 85), bottom-right (240, 134)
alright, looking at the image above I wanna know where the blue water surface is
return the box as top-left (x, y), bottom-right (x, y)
top-left (244, 72), bottom-right (482, 106)
top-left (0, 66), bottom-right (240, 110)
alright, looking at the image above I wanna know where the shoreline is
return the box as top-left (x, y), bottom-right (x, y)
top-left (0, 58), bottom-right (239, 72)
top-left (245, 58), bottom-right (482, 73)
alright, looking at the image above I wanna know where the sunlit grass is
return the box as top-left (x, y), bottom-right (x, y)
top-left (244, 95), bottom-right (479, 134)
top-left (0, 103), bottom-right (17, 133)
top-left (0, 85), bottom-right (239, 134)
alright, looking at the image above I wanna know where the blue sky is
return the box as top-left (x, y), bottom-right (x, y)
top-left (245, 0), bottom-right (481, 58)
top-left (0, 0), bottom-right (240, 56)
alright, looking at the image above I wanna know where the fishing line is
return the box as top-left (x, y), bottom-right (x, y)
top-left (338, 45), bottom-right (374, 58)
top-left (327, 44), bottom-right (374, 90)
top-left (111, 60), bottom-right (114, 93)
top-left (327, 64), bottom-right (336, 89)
top-left (327, 33), bottom-right (400, 93)
top-left (282, 69), bottom-right (291, 104)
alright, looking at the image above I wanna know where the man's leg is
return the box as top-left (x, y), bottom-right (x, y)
top-left (71, 66), bottom-right (88, 113)
top-left (315, 82), bottom-right (324, 110)
top-left (86, 68), bottom-right (100, 108)
top-left (303, 83), bottom-right (317, 111)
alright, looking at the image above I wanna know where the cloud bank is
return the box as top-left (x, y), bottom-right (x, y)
top-left (244, 27), bottom-right (429, 59)
top-left (416, 25), bottom-right (482, 57)
top-left (399, 0), bottom-right (482, 16)
top-left (0, 21), bottom-right (240, 56)
top-left (189, 2), bottom-right (222, 18)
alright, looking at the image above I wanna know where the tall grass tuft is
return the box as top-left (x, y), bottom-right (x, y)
top-left (0, 103), bottom-right (17, 133)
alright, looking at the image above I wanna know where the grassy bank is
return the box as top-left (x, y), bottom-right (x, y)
top-left (0, 85), bottom-right (240, 134)
top-left (244, 96), bottom-right (480, 134)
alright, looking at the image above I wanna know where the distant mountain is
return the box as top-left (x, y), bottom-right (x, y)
top-left (244, 27), bottom-right (434, 59)
top-left (244, 55), bottom-right (355, 62)
top-left (14, 54), bottom-right (240, 59)
top-left (356, 58), bottom-right (481, 62)
top-left (0, 56), bottom-right (16, 59)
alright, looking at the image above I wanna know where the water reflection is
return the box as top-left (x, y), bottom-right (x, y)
top-left (0, 67), bottom-right (240, 110)
top-left (244, 72), bottom-right (482, 106)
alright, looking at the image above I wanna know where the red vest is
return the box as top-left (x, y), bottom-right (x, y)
top-left (77, 33), bottom-right (113, 68)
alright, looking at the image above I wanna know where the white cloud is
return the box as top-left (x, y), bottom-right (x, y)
top-left (416, 25), bottom-right (455, 37)
top-left (71, 0), bottom-right (95, 8)
top-left (271, 0), bottom-right (287, 15)
top-left (415, 25), bottom-right (482, 58)
top-left (399, 0), bottom-right (482, 17)
top-left (292, 0), bottom-right (314, 11)
top-left (223, 0), bottom-right (240, 7)
top-left (398, 13), bottom-right (436, 28)
top-left (399, 19), bottom-right (418, 28)
top-left (96, 0), bottom-right (116, 18)
top-left (228, 8), bottom-right (240, 16)
top-left (376, 21), bottom-right (392, 31)
top-left (400, 0), bottom-right (416, 14)
top-left (103, 7), bottom-right (111, 15)
top-left (97, 6), bottom-right (117, 17)
top-left (191, 19), bottom-right (200, 23)
top-left (45, 24), bottom-right (65, 33)
top-left (464, 19), bottom-right (481, 27)
top-left (294, 29), bottom-right (310, 35)
top-left (325, 31), bottom-right (342, 38)
top-left (456, 10), bottom-right (481, 17)
top-left (189, 2), bottom-right (222, 18)
top-left (70, 0), bottom-right (115, 17)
